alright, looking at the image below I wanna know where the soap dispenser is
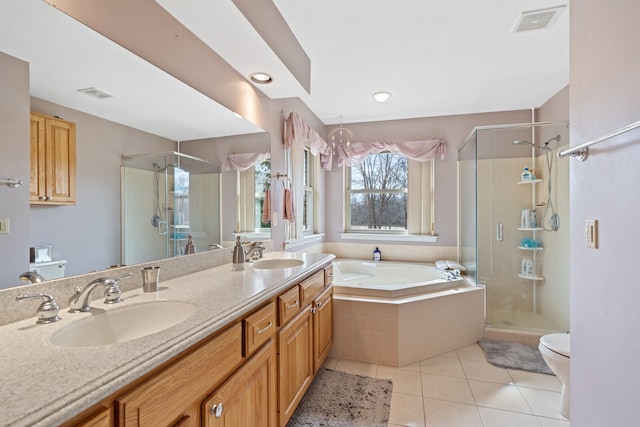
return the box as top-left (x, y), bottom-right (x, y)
top-left (373, 247), bottom-right (381, 262)
top-left (232, 236), bottom-right (245, 271)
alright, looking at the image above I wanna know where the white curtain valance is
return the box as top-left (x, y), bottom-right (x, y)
top-left (225, 150), bottom-right (270, 171)
top-left (284, 112), bottom-right (332, 170)
top-left (336, 139), bottom-right (446, 167)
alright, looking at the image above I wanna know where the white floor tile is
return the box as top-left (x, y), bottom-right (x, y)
top-left (478, 406), bottom-right (542, 427)
top-left (461, 359), bottom-right (514, 384)
top-left (389, 392), bottom-right (426, 427)
top-left (519, 387), bottom-right (564, 419)
top-left (538, 416), bottom-right (570, 427)
top-left (420, 356), bottom-right (465, 378)
top-left (398, 362), bottom-right (422, 372)
top-left (377, 366), bottom-right (423, 396)
top-left (322, 357), bottom-right (338, 370)
top-left (439, 350), bottom-right (459, 359)
top-left (421, 373), bottom-right (475, 405)
top-left (424, 398), bottom-right (484, 427)
top-left (507, 369), bottom-right (562, 392)
top-left (334, 360), bottom-right (378, 377)
top-left (456, 343), bottom-right (486, 361)
top-left (468, 380), bottom-right (534, 414)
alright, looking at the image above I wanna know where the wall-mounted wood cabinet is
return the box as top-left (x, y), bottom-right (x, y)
top-left (30, 112), bottom-right (76, 205)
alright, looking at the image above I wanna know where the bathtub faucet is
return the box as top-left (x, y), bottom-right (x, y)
top-left (443, 269), bottom-right (461, 281)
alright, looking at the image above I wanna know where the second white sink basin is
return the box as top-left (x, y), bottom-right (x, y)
top-left (50, 301), bottom-right (197, 347)
top-left (249, 259), bottom-right (304, 269)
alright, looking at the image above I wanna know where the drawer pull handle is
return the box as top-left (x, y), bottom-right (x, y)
top-left (286, 301), bottom-right (299, 309)
top-left (311, 307), bottom-right (317, 314)
top-left (256, 322), bottom-right (273, 334)
top-left (211, 403), bottom-right (223, 418)
top-left (316, 301), bottom-right (323, 308)
top-left (326, 273), bottom-right (334, 277)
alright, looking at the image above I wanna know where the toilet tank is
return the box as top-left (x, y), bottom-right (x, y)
top-left (29, 260), bottom-right (67, 280)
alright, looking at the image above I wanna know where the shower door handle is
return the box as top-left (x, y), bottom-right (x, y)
top-left (497, 223), bottom-right (503, 242)
top-left (158, 220), bottom-right (167, 235)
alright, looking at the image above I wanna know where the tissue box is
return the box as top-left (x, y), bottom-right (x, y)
top-left (30, 246), bottom-right (52, 263)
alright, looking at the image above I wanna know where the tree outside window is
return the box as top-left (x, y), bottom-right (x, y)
top-left (254, 158), bottom-right (271, 230)
top-left (347, 153), bottom-right (408, 231)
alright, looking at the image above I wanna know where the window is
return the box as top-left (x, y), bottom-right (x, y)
top-left (345, 152), bottom-right (433, 236)
top-left (302, 148), bottom-right (314, 234)
top-left (254, 158), bottom-right (271, 231)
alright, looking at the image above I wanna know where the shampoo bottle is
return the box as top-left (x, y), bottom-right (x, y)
top-left (373, 247), bottom-right (381, 262)
top-left (521, 167), bottom-right (531, 181)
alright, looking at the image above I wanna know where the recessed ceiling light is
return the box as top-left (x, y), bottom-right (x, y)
top-left (250, 72), bottom-right (273, 84)
top-left (373, 91), bottom-right (391, 103)
top-left (77, 87), bottom-right (113, 99)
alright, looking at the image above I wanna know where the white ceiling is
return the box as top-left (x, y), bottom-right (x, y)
top-left (0, 0), bottom-right (264, 141)
top-left (160, 0), bottom-right (569, 125)
top-left (1, 0), bottom-right (569, 139)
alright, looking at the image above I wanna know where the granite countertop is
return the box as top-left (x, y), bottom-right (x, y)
top-left (0, 251), bottom-right (334, 427)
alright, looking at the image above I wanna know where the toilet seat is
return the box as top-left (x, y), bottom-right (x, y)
top-left (540, 333), bottom-right (570, 358)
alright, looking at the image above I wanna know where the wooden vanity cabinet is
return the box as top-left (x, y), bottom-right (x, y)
top-left (29, 112), bottom-right (77, 205)
top-left (277, 267), bottom-right (334, 427)
top-left (202, 339), bottom-right (277, 427)
top-left (312, 285), bottom-right (333, 373)
top-left (115, 323), bottom-right (244, 426)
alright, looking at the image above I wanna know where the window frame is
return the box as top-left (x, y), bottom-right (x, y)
top-left (344, 152), bottom-right (434, 236)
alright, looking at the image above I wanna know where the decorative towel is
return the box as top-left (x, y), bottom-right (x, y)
top-left (283, 188), bottom-right (295, 221)
top-left (261, 188), bottom-right (271, 224)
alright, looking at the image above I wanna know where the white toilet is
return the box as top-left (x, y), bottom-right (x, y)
top-left (539, 333), bottom-right (570, 419)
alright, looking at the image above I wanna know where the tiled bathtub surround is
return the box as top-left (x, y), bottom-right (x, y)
top-left (305, 242), bottom-right (458, 264)
top-left (330, 286), bottom-right (485, 367)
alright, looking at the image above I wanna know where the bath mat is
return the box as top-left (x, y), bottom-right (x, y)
top-left (286, 368), bottom-right (393, 427)
top-left (479, 339), bottom-right (554, 375)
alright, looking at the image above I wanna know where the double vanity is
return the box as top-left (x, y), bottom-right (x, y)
top-left (0, 251), bottom-right (335, 427)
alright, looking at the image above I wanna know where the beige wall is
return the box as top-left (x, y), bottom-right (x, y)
top-left (570, 1), bottom-right (640, 425)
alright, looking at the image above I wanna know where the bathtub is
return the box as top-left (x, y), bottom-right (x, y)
top-left (332, 259), bottom-right (465, 298)
top-left (329, 259), bottom-right (484, 367)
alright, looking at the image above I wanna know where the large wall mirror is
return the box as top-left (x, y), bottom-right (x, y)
top-left (0, 0), bottom-right (269, 288)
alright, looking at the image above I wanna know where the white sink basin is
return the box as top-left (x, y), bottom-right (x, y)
top-left (249, 259), bottom-right (304, 269)
top-left (50, 301), bottom-right (197, 347)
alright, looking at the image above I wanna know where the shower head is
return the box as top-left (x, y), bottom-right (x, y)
top-left (513, 140), bottom-right (552, 151)
top-left (543, 135), bottom-right (561, 146)
top-left (153, 162), bottom-right (177, 172)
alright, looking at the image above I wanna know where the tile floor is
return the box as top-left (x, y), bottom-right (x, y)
top-left (323, 343), bottom-right (570, 427)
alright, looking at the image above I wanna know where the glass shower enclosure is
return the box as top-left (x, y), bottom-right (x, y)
top-left (121, 152), bottom-right (221, 266)
top-left (459, 122), bottom-right (570, 334)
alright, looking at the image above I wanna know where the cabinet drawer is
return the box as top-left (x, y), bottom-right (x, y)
top-left (243, 301), bottom-right (276, 356)
top-left (278, 285), bottom-right (301, 326)
top-left (116, 323), bottom-right (243, 426)
top-left (300, 270), bottom-right (325, 307)
top-left (324, 265), bottom-right (334, 287)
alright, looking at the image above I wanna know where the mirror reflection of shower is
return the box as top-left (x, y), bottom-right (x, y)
top-left (513, 135), bottom-right (561, 231)
top-left (151, 162), bottom-right (176, 236)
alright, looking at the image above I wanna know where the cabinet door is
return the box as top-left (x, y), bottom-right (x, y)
top-left (45, 116), bottom-right (76, 204)
top-left (116, 323), bottom-right (243, 426)
top-left (313, 285), bottom-right (333, 373)
top-left (29, 113), bottom-right (46, 202)
top-left (202, 339), bottom-right (277, 427)
top-left (278, 307), bottom-right (313, 427)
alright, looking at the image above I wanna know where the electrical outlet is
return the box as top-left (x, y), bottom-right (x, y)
top-left (585, 219), bottom-right (597, 248)
top-left (0, 218), bottom-right (9, 234)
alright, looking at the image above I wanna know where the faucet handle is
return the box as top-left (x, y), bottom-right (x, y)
top-left (103, 272), bottom-right (131, 304)
top-left (16, 293), bottom-right (61, 324)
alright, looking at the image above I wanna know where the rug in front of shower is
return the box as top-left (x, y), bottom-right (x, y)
top-left (479, 339), bottom-right (554, 375)
top-left (286, 368), bottom-right (393, 427)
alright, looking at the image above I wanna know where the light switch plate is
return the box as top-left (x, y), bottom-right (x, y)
top-left (0, 218), bottom-right (9, 234)
top-left (585, 219), bottom-right (597, 248)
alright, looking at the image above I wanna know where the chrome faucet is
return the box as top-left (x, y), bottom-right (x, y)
top-left (69, 272), bottom-right (132, 313)
top-left (245, 243), bottom-right (266, 262)
top-left (16, 293), bottom-right (61, 324)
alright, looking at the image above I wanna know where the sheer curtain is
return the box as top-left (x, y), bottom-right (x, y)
top-left (335, 139), bottom-right (446, 167)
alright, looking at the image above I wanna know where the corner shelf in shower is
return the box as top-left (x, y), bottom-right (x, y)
top-left (517, 179), bottom-right (542, 185)
top-left (518, 274), bottom-right (545, 281)
top-left (517, 246), bottom-right (544, 251)
top-left (517, 227), bottom-right (542, 231)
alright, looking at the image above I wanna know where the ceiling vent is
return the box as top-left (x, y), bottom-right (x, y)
top-left (513, 5), bottom-right (566, 33)
top-left (77, 87), bottom-right (114, 99)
